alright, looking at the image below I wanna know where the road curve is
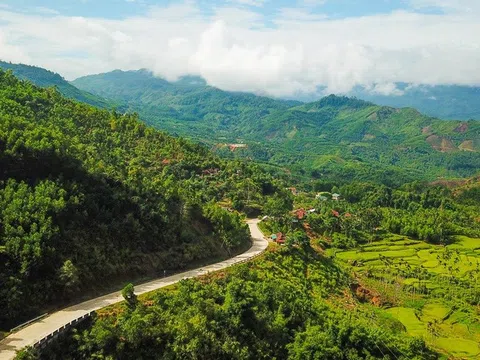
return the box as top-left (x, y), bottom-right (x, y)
top-left (0, 219), bottom-right (268, 360)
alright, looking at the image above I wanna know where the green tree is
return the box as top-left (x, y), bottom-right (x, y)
top-left (121, 283), bottom-right (138, 310)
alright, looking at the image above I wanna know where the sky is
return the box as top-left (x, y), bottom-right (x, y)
top-left (0, 0), bottom-right (479, 98)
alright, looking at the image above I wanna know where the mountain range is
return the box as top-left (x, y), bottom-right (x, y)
top-left (72, 69), bottom-right (480, 184)
top-left (1, 61), bottom-right (479, 185)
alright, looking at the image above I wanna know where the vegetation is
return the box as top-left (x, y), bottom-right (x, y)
top-left (0, 70), bottom-right (287, 329)
top-left (72, 70), bottom-right (480, 185)
top-left (260, 179), bottom-right (480, 358)
top-left (0, 61), bottom-right (113, 109)
top-left (18, 246), bottom-right (436, 360)
top-left (350, 83), bottom-right (480, 121)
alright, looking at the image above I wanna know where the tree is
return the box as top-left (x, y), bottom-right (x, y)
top-left (264, 194), bottom-right (293, 218)
top-left (287, 231), bottom-right (310, 249)
top-left (59, 260), bottom-right (80, 293)
top-left (121, 283), bottom-right (138, 310)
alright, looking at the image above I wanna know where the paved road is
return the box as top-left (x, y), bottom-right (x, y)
top-left (0, 219), bottom-right (268, 360)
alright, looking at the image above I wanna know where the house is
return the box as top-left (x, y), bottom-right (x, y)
top-left (332, 193), bottom-right (341, 201)
top-left (331, 210), bottom-right (340, 217)
top-left (308, 208), bottom-right (316, 214)
top-left (201, 168), bottom-right (220, 176)
top-left (228, 143), bottom-right (248, 151)
top-left (316, 193), bottom-right (328, 201)
top-left (294, 208), bottom-right (308, 220)
top-left (287, 187), bottom-right (298, 196)
top-left (271, 233), bottom-right (285, 244)
top-left (276, 232), bottom-right (285, 244)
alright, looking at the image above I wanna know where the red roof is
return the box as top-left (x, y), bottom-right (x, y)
top-left (295, 208), bottom-right (308, 220)
top-left (331, 210), bottom-right (340, 217)
top-left (276, 232), bottom-right (285, 243)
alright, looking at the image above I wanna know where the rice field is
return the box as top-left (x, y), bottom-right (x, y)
top-left (334, 235), bottom-right (480, 359)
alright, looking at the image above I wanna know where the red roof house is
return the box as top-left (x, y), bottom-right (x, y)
top-left (276, 232), bottom-right (285, 244)
top-left (294, 208), bottom-right (308, 220)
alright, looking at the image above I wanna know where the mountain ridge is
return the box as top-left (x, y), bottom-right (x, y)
top-left (0, 60), bottom-right (113, 109)
top-left (72, 69), bottom-right (480, 184)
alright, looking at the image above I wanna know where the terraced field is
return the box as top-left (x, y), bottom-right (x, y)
top-left (336, 235), bottom-right (480, 278)
top-left (334, 235), bottom-right (480, 359)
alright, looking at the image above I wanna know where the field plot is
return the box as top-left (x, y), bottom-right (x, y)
top-left (335, 235), bottom-right (480, 359)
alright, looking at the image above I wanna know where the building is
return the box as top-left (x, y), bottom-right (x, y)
top-left (316, 193), bottom-right (329, 201)
top-left (294, 208), bottom-right (308, 220)
top-left (332, 193), bottom-right (341, 201)
top-left (271, 233), bottom-right (285, 244)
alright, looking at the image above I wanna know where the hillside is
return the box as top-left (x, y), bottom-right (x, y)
top-left (0, 70), bottom-right (289, 329)
top-left (0, 61), bottom-right (113, 109)
top-left (72, 69), bottom-right (300, 140)
top-left (20, 248), bottom-right (438, 360)
top-left (73, 70), bottom-right (480, 185)
top-left (349, 83), bottom-right (480, 121)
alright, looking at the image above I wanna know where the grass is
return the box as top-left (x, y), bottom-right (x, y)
top-left (386, 307), bottom-right (424, 336)
top-left (434, 338), bottom-right (480, 358)
top-left (335, 234), bottom-right (480, 358)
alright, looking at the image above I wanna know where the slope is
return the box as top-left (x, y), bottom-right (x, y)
top-left (0, 61), bottom-right (113, 109)
top-left (349, 83), bottom-right (480, 120)
top-left (0, 70), bottom-right (288, 329)
top-left (72, 69), bottom-right (300, 140)
top-left (73, 70), bottom-right (480, 185)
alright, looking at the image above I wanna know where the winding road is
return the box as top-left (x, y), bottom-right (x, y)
top-left (0, 219), bottom-right (268, 360)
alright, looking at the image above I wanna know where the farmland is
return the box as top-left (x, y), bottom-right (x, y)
top-left (333, 235), bottom-right (480, 359)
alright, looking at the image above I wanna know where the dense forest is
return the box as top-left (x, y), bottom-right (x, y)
top-left (0, 70), bottom-right (289, 329)
top-left (73, 70), bottom-right (480, 185)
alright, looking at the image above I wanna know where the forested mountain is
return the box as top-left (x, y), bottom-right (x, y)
top-left (73, 70), bottom-right (480, 185)
top-left (72, 69), bottom-right (299, 140)
top-left (0, 61), bottom-right (113, 109)
top-left (348, 83), bottom-right (480, 121)
top-left (0, 70), bottom-right (288, 328)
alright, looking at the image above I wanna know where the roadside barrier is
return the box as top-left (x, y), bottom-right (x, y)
top-left (31, 311), bottom-right (95, 349)
top-left (10, 314), bottom-right (48, 333)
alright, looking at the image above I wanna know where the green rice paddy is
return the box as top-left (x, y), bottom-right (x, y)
top-left (335, 235), bottom-right (480, 359)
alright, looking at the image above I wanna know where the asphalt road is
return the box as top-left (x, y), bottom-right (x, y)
top-left (0, 219), bottom-right (268, 360)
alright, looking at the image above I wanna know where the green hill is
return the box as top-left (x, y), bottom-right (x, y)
top-left (73, 70), bottom-right (480, 185)
top-left (0, 70), bottom-right (287, 328)
top-left (0, 61), bottom-right (113, 109)
top-left (349, 83), bottom-right (480, 121)
top-left (72, 69), bottom-right (300, 140)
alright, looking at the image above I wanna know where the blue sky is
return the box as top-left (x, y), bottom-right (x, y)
top-left (0, 0), bottom-right (479, 97)
top-left (0, 0), bottom-right (444, 20)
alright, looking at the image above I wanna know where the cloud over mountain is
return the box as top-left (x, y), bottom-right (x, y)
top-left (0, 0), bottom-right (479, 97)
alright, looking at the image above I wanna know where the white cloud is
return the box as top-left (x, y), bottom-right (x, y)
top-left (32, 7), bottom-right (60, 15)
top-left (229, 0), bottom-right (266, 7)
top-left (409, 0), bottom-right (480, 13)
top-left (0, 1), bottom-right (479, 98)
